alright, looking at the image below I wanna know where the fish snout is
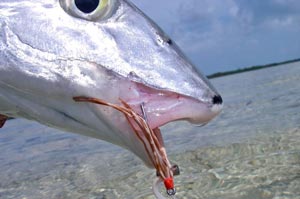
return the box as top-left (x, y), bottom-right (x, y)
top-left (182, 94), bottom-right (223, 126)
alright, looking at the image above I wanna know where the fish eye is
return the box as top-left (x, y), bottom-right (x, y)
top-left (59, 0), bottom-right (118, 21)
top-left (74, 0), bottom-right (99, 13)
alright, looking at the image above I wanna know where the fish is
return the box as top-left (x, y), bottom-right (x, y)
top-left (0, 0), bottom-right (223, 196)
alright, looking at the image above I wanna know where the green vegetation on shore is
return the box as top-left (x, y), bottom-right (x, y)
top-left (207, 58), bottom-right (300, 79)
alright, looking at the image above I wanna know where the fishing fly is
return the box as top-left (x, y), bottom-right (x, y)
top-left (73, 96), bottom-right (178, 197)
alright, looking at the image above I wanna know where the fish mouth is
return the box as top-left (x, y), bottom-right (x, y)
top-left (73, 80), bottom-right (222, 165)
top-left (119, 82), bottom-right (223, 130)
top-left (72, 82), bottom-right (222, 195)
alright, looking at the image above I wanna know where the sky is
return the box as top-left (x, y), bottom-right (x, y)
top-left (131, 0), bottom-right (300, 75)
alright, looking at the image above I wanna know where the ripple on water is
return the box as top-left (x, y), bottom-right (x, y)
top-left (168, 128), bottom-right (300, 199)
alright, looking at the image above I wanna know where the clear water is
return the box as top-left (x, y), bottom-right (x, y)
top-left (0, 62), bottom-right (300, 199)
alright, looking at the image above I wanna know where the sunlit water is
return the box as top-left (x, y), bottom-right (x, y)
top-left (1, 62), bottom-right (300, 199)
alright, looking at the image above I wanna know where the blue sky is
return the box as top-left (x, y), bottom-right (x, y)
top-left (131, 0), bottom-right (300, 75)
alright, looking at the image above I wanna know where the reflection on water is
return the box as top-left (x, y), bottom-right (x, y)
top-left (0, 62), bottom-right (300, 199)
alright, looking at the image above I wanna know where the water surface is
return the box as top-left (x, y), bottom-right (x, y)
top-left (0, 62), bottom-right (300, 199)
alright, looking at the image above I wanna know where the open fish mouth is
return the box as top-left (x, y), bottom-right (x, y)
top-left (73, 95), bottom-right (178, 195)
top-left (115, 82), bottom-right (223, 130)
top-left (72, 82), bottom-right (222, 196)
top-left (70, 79), bottom-right (223, 168)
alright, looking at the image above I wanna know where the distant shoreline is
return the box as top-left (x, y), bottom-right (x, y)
top-left (207, 58), bottom-right (300, 79)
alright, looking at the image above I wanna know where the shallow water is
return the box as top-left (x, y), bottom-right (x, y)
top-left (0, 62), bottom-right (300, 199)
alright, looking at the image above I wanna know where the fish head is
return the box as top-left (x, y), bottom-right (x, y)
top-left (58, 0), bottom-right (223, 124)
top-left (0, 0), bottom-right (222, 167)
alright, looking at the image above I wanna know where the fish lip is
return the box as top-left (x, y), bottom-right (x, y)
top-left (122, 82), bottom-right (222, 130)
top-left (145, 98), bottom-right (222, 130)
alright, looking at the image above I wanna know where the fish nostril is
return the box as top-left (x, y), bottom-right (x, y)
top-left (212, 95), bottom-right (223, 105)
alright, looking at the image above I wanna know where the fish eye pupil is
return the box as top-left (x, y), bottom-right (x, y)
top-left (74, 0), bottom-right (100, 13)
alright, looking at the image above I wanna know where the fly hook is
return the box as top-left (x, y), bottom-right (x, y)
top-left (140, 102), bottom-right (148, 122)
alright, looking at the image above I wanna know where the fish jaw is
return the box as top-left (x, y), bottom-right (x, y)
top-left (72, 80), bottom-right (222, 169)
top-left (99, 80), bottom-right (223, 167)
top-left (120, 82), bottom-right (223, 130)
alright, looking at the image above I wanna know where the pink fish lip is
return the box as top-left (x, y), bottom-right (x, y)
top-left (123, 84), bottom-right (223, 130)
